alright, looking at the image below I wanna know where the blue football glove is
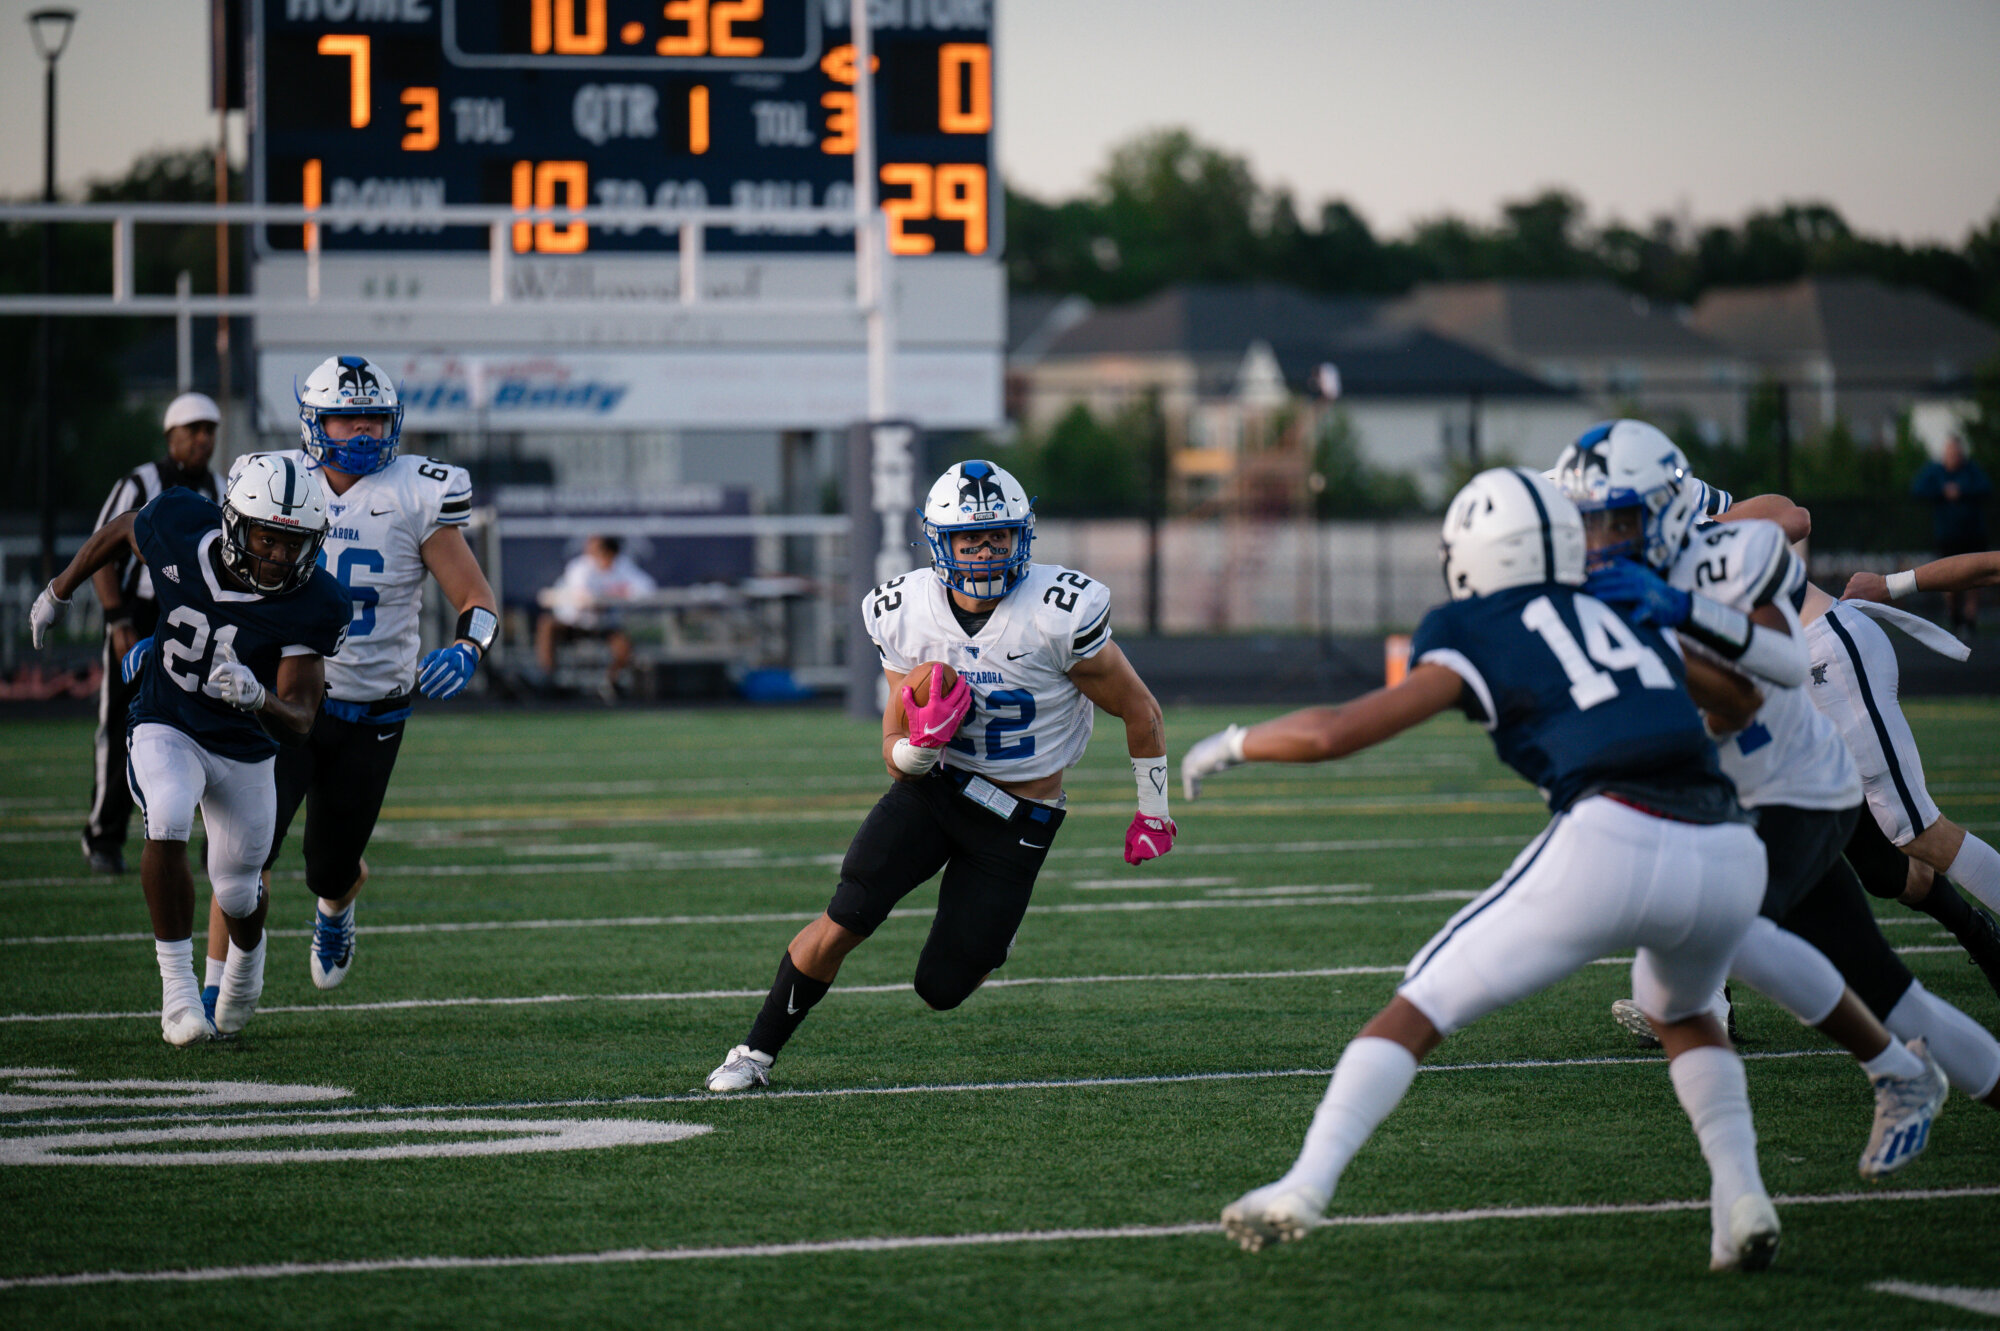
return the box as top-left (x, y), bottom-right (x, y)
top-left (120, 635), bottom-right (153, 685)
top-left (1584, 562), bottom-right (1691, 628)
top-left (417, 642), bottom-right (480, 700)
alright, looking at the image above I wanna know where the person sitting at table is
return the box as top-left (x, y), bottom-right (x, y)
top-left (535, 534), bottom-right (657, 699)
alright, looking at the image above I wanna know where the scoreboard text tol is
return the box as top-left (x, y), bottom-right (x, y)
top-left (257, 0), bottom-right (996, 256)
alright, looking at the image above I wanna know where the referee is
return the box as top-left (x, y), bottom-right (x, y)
top-left (81, 392), bottom-right (221, 874)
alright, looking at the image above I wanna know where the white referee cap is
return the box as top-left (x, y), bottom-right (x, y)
top-left (163, 392), bottom-right (221, 431)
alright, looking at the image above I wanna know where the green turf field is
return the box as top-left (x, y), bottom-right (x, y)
top-left (2, 700), bottom-right (1998, 1329)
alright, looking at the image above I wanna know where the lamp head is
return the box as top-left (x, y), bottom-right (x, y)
top-left (28, 8), bottom-right (77, 63)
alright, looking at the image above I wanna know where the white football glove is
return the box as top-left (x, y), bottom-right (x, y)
top-left (1181, 724), bottom-right (1249, 800)
top-left (203, 641), bottom-right (265, 712)
top-left (30, 582), bottom-right (68, 649)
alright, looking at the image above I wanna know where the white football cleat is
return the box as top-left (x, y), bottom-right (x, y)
top-left (706, 1045), bottom-right (774, 1092)
top-left (1859, 1037), bottom-right (1947, 1180)
top-left (1709, 1193), bottom-right (1780, 1272)
top-left (1220, 1179), bottom-right (1330, 1252)
top-left (161, 1001), bottom-right (217, 1048)
top-left (213, 939), bottom-right (266, 1036)
top-left (310, 903), bottom-right (356, 990)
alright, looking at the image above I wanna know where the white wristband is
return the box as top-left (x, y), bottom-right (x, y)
top-left (46, 581), bottom-right (70, 605)
top-left (891, 738), bottom-right (942, 775)
top-left (1133, 755), bottom-right (1171, 819)
top-left (1886, 569), bottom-right (1919, 601)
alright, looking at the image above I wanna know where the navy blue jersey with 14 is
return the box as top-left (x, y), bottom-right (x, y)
top-left (1410, 584), bottom-right (1733, 815)
top-left (127, 489), bottom-right (352, 761)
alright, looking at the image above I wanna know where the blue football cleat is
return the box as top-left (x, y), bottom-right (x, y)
top-left (310, 904), bottom-right (356, 990)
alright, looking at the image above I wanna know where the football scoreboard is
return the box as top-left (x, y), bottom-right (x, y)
top-left (249, 0), bottom-right (1004, 431)
top-left (254, 0), bottom-right (996, 256)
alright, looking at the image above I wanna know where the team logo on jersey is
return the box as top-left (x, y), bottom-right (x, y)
top-left (1811, 662), bottom-right (1828, 686)
top-left (160, 564), bottom-right (181, 584)
top-left (964, 646), bottom-right (980, 658)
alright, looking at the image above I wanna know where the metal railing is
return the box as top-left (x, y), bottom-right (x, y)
top-left (0, 200), bottom-right (873, 321)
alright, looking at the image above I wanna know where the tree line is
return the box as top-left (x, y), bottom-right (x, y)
top-left (1008, 127), bottom-right (2000, 325)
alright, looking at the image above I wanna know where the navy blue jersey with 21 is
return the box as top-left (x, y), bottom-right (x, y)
top-left (1410, 584), bottom-right (1734, 816)
top-left (126, 488), bottom-right (352, 761)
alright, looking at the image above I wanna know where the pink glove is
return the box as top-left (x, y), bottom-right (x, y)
top-left (1124, 813), bottom-right (1177, 865)
top-left (901, 665), bottom-right (972, 748)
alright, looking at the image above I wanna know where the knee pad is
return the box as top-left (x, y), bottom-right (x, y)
top-left (913, 944), bottom-right (1001, 1012)
top-left (212, 871), bottom-right (264, 920)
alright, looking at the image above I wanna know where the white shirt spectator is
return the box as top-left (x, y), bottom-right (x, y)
top-left (549, 550), bottom-right (657, 629)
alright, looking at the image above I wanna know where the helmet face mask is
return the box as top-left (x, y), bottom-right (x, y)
top-left (298, 354), bottom-right (403, 477)
top-left (223, 455), bottom-right (329, 594)
top-left (920, 460), bottom-right (1035, 600)
top-left (1553, 420), bottom-right (1700, 573)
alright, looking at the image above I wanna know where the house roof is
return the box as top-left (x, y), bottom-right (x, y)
top-left (1690, 276), bottom-right (2000, 369)
top-left (1389, 279), bottom-right (1727, 360)
top-left (1039, 283), bottom-right (1571, 399)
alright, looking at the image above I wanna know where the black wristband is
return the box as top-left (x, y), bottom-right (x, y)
top-left (455, 606), bottom-right (498, 656)
top-left (104, 611), bottom-right (133, 628)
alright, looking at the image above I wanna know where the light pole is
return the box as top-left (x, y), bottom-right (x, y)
top-left (28, 7), bottom-right (76, 585)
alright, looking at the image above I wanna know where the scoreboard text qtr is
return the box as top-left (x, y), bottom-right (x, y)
top-left (261, 0), bottom-right (996, 257)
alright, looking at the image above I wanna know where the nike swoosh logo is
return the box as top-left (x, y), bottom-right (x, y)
top-left (370, 507), bottom-right (394, 516)
top-left (785, 986), bottom-right (799, 1015)
top-left (1018, 839), bottom-right (1047, 849)
top-left (915, 715), bottom-right (957, 740)
top-left (376, 732), bottom-right (397, 741)
top-left (1006, 651), bottom-right (1029, 660)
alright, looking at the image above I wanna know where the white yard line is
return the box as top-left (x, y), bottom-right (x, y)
top-left (2, 1047), bottom-right (1847, 1131)
top-left (1, 1185), bottom-right (1989, 1290)
top-left (0, 945), bottom-right (1968, 1025)
top-left (0, 890), bottom-right (1484, 948)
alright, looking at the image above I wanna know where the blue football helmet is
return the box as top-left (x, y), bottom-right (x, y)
top-left (1552, 420), bottom-right (1702, 572)
top-left (920, 460), bottom-right (1035, 600)
top-left (297, 354), bottom-right (403, 476)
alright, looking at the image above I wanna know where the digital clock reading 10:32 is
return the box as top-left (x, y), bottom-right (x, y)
top-left (255, 0), bottom-right (997, 257)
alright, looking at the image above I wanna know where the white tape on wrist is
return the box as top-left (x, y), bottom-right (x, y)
top-left (891, 738), bottom-right (942, 775)
top-left (1886, 569), bottom-right (1919, 601)
top-left (1132, 756), bottom-right (1170, 819)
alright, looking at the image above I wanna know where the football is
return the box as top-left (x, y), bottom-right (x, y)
top-left (903, 660), bottom-right (959, 706)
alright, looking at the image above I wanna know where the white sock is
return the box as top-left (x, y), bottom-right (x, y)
top-left (154, 938), bottom-right (201, 1015)
top-left (1886, 980), bottom-right (2000, 1099)
top-left (1859, 1040), bottom-right (1923, 1081)
top-left (318, 897), bottom-right (347, 918)
top-left (1280, 1037), bottom-right (1419, 1200)
top-left (1727, 919), bottom-right (1843, 1027)
top-left (1668, 1045), bottom-right (1765, 1254)
top-left (220, 936), bottom-right (266, 994)
top-left (203, 952), bottom-right (226, 989)
top-left (1946, 834), bottom-right (2000, 913)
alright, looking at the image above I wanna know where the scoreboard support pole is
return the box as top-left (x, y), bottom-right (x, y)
top-left (847, 419), bottom-right (922, 719)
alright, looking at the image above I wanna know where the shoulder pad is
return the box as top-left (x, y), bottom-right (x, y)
top-left (1030, 566), bottom-right (1112, 654)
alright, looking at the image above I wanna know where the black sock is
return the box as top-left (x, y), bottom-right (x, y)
top-left (1915, 877), bottom-right (1975, 933)
top-left (745, 953), bottom-right (832, 1059)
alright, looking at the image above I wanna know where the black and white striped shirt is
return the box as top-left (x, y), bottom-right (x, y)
top-left (92, 460), bottom-right (220, 609)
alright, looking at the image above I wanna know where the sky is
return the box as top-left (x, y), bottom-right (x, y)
top-left (1, 0), bottom-right (1996, 244)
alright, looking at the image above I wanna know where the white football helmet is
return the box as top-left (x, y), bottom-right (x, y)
top-left (921, 460), bottom-right (1036, 599)
top-left (1551, 419), bottom-right (1701, 571)
top-left (1439, 467), bottom-right (1586, 601)
top-left (222, 454), bottom-right (329, 594)
top-left (297, 354), bottom-right (403, 476)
